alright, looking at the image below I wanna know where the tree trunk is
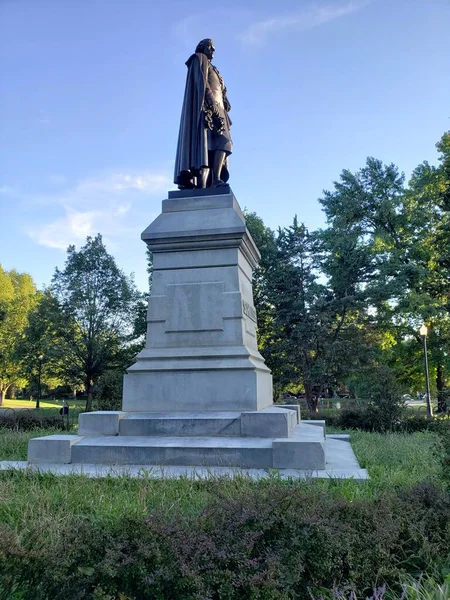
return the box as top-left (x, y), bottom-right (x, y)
top-left (85, 380), bottom-right (93, 412)
top-left (0, 387), bottom-right (8, 406)
top-left (436, 363), bottom-right (446, 413)
top-left (304, 380), bottom-right (318, 413)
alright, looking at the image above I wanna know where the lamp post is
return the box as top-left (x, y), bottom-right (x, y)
top-left (36, 354), bottom-right (44, 410)
top-left (419, 325), bottom-right (433, 419)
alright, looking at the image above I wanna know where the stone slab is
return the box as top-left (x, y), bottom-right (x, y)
top-left (71, 435), bottom-right (273, 468)
top-left (300, 419), bottom-right (326, 437)
top-left (168, 186), bottom-right (230, 199)
top-left (279, 404), bottom-right (301, 423)
top-left (122, 366), bottom-right (273, 412)
top-left (241, 407), bottom-right (297, 438)
top-left (78, 411), bottom-right (125, 436)
top-left (2, 437), bottom-right (369, 480)
top-left (272, 423), bottom-right (326, 469)
top-left (28, 435), bottom-right (84, 464)
top-left (119, 411), bottom-right (242, 437)
top-left (272, 438), bottom-right (326, 470)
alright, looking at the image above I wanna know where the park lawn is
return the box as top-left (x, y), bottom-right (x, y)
top-left (0, 398), bottom-right (89, 425)
top-left (1, 398), bottom-right (88, 410)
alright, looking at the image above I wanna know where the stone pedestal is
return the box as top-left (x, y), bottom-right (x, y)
top-left (123, 187), bottom-right (273, 412)
top-left (26, 187), bottom-right (336, 474)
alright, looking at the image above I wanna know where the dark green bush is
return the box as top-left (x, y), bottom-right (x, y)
top-left (93, 370), bottom-right (124, 411)
top-left (303, 411), bottom-right (341, 428)
top-left (0, 482), bottom-right (449, 599)
top-left (429, 419), bottom-right (450, 485)
top-left (0, 411), bottom-right (67, 432)
top-left (304, 407), bottom-right (449, 436)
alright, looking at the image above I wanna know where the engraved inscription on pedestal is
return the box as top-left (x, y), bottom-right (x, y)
top-left (242, 300), bottom-right (257, 324)
top-left (166, 282), bottom-right (224, 332)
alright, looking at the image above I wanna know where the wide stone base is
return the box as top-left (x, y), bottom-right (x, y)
top-left (10, 436), bottom-right (369, 480)
top-left (122, 361), bottom-right (273, 412)
top-left (28, 408), bottom-right (327, 471)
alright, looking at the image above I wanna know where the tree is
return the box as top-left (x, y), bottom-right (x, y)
top-left (245, 210), bottom-right (380, 411)
top-left (0, 266), bottom-right (37, 404)
top-left (244, 212), bottom-right (278, 354)
top-left (403, 132), bottom-right (450, 411)
top-left (18, 290), bottom-right (68, 398)
top-left (51, 234), bottom-right (141, 411)
top-left (317, 141), bottom-right (450, 411)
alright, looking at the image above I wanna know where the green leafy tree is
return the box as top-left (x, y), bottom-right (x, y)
top-left (18, 290), bottom-right (70, 399)
top-left (245, 211), bottom-right (379, 411)
top-left (317, 140), bottom-right (450, 411)
top-left (51, 234), bottom-right (141, 411)
top-left (402, 132), bottom-right (450, 410)
top-left (0, 266), bottom-right (37, 404)
top-left (244, 212), bottom-right (278, 353)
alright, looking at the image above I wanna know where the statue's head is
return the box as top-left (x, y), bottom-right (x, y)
top-left (196, 39), bottom-right (215, 60)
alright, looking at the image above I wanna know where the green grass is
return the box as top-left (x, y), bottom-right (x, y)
top-left (0, 398), bottom-right (87, 425)
top-left (0, 428), bottom-right (444, 529)
top-left (1, 398), bottom-right (87, 410)
top-left (306, 430), bottom-right (444, 503)
top-left (351, 430), bottom-right (443, 489)
top-left (0, 428), bottom-right (66, 461)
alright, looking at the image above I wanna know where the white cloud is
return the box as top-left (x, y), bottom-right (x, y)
top-left (27, 169), bottom-right (172, 250)
top-left (31, 210), bottom-right (99, 250)
top-left (241, 1), bottom-right (369, 45)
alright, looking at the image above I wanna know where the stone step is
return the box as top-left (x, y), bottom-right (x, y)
top-left (29, 423), bottom-right (326, 470)
top-left (119, 411), bottom-right (242, 437)
top-left (78, 407), bottom-right (298, 438)
top-left (71, 435), bottom-right (273, 468)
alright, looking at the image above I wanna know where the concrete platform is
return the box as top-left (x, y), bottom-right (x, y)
top-left (28, 422), bottom-right (326, 470)
top-left (1, 437), bottom-right (369, 480)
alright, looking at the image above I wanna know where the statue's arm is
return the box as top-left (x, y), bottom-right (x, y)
top-left (204, 85), bottom-right (215, 111)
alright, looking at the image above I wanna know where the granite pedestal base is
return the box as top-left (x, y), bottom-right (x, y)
top-left (29, 408), bottom-right (326, 470)
top-left (27, 188), bottom-right (346, 474)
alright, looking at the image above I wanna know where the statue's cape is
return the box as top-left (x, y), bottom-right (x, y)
top-left (174, 53), bottom-right (209, 186)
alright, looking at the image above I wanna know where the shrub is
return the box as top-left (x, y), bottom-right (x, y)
top-left (0, 482), bottom-right (449, 599)
top-left (93, 370), bottom-right (124, 411)
top-left (305, 408), bottom-right (450, 437)
top-left (0, 410), bottom-right (67, 432)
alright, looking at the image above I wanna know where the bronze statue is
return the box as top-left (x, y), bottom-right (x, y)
top-left (174, 39), bottom-right (232, 189)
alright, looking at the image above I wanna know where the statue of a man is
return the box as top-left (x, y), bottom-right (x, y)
top-left (174, 39), bottom-right (232, 189)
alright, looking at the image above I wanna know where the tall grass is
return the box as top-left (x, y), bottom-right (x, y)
top-left (351, 431), bottom-right (443, 489)
top-left (0, 430), bottom-right (445, 531)
top-left (0, 428), bottom-right (64, 461)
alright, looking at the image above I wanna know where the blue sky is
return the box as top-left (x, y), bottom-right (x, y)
top-left (1, 0), bottom-right (449, 292)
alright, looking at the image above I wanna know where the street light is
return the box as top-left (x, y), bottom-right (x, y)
top-left (419, 325), bottom-right (433, 419)
top-left (36, 354), bottom-right (44, 410)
